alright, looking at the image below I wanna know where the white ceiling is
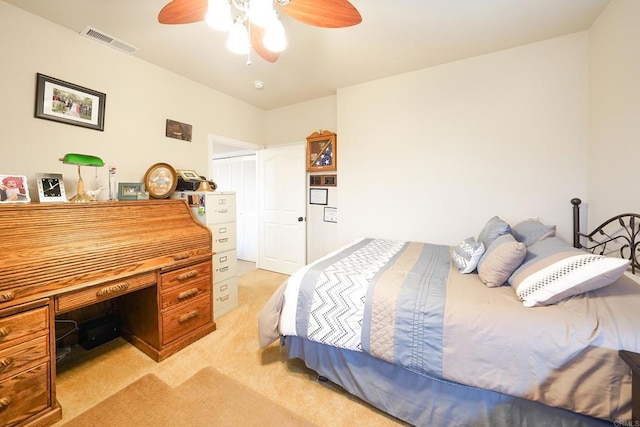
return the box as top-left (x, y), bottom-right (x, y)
top-left (4, 0), bottom-right (611, 110)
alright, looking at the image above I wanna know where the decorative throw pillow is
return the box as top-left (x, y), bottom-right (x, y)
top-left (452, 237), bottom-right (485, 274)
top-left (477, 234), bottom-right (527, 287)
top-left (512, 220), bottom-right (556, 246)
top-left (508, 237), bottom-right (629, 307)
top-left (477, 216), bottom-right (512, 251)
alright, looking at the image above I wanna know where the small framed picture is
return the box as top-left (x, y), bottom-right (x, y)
top-left (324, 207), bottom-right (337, 223)
top-left (309, 188), bottom-right (328, 205)
top-left (176, 169), bottom-right (200, 181)
top-left (0, 174), bottom-right (30, 203)
top-left (165, 119), bottom-right (192, 141)
top-left (35, 173), bottom-right (66, 203)
top-left (118, 182), bottom-right (145, 201)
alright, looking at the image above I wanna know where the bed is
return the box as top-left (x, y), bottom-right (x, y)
top-left (259, 198), bottom-right (640, 426)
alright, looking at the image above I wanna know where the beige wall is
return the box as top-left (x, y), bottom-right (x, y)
top-left (4, 0), bottom-right (638, 260)
top-left (588, 0), bottom-right (640, 226)
top-left (336, 33), bottom-right (590, 246)
top-left (0, 2), bottom-right (264, 200)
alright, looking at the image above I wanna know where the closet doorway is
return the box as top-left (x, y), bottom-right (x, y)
top-left (209, 135), bottom-right (260, 263)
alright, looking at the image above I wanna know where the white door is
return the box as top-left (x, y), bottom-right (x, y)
top-left (258, 144), bottom-right (307, 274)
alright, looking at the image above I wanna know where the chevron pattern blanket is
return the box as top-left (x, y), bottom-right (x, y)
top-left (282, 238), bottom-right (451, 378)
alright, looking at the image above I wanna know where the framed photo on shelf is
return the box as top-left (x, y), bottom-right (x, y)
top-left (34, 73), bottom-right (106, 131)
top-left (306, 130), bottom-right (337, 172)
top-left (143, 162), bottom-right (178, 199)
top-left (35, 173), bottom-right (65, 203)
top-left (0, 174), bottom-right (30, 203)
top-left (176, 169), bottom-right (200, 181)
top-left (309, 188), bottom-right (328, 205)
top-left (118, 182), bottom-right (145, 201)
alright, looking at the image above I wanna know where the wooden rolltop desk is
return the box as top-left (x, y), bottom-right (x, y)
top-left (0, 200), bottom-right (216, 426)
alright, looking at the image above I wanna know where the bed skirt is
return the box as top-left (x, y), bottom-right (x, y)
top-left (285, 336), bottom-right (610, 427)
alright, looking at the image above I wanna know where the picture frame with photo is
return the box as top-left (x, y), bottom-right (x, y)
top-left (176, 169), bottom-right (201, 181)
top-left (118, 182), bottom-right (145, 201)
top-left (0, 174), bottom-right (30, 203)
top-left (35, 73), bottom-right (106, 131)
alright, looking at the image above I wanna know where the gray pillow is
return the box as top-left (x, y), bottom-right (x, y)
top-left (477, 216), bottom-right (511, 250)
top-left (477, 234), bottom-right (526, 287)
top-left (512, 220), bottom-right (556, 246)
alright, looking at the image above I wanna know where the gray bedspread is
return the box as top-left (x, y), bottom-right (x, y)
top-left (259, 238), bottom-right (640, 421)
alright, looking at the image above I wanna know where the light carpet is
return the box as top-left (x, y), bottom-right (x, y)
top-left (62, 366), bottom-right (315, 426)
top-left (53, 265), bottom-right (404, 427)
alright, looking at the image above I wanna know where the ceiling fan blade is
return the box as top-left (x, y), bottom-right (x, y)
top-left (158, 0), bottom-right (207, 24)
top-left (250, 24), bottom-right (280, 63)
top-left (277, 0), bottom-right (362, 28)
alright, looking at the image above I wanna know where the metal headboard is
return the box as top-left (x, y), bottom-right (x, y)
top-left (571, 198), bottom-right (640, 274)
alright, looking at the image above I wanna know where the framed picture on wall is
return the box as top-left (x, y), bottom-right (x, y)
top-left (309, 188), bottom-right (328, 205)
top-left (34, 73), bottom-right (106, 131)
top-left (306, 130), bottom-right (337, 172)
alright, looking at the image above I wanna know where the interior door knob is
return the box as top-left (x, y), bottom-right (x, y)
top-left (298, 217), bottom-right (304, 222)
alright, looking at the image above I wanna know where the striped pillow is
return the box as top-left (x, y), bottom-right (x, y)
top-left (509, 237), bottom-right (629, 307)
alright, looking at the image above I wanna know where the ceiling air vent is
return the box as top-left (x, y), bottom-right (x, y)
top-left (80, 26), bottom-right (139, 55)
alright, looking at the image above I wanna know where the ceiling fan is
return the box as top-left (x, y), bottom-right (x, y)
top-left (158, 0), bottom-right (362, 63)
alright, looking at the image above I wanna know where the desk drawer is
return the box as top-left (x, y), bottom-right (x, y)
top-left (55, 272), bottom-right (156, 313)
top-left (161, 278), bottom-right (211, 311)
top-left (0, 307), bottom-right (48, 350)
top-left (162, 296), bottom-right (212, 345)
top-left (161, 262), bottom-right (212, 291)
top-left (214, 250), bottom-right (237, 283)
top-left (0, 335), bottom-right (48, 383)
top-left (0, 362), bottom-right (50, 427)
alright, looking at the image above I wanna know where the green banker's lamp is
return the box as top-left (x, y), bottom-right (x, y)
top-left (60, 153), bottom-right (105, 203)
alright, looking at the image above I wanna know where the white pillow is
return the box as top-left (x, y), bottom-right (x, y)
top-left (513, 253), bottom-right (629, 307)
top-left (452, 237), bottom-right (485, 274)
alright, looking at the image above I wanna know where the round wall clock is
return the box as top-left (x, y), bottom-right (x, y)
top-left (143, 162), bottom-right (178, 199)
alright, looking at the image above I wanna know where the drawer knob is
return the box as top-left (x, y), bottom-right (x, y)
top-left (0, 358), bottom-right (13, 371)
top-left (178, 309), bottom-right (200, 323)
top-left (0, 396), bottom-right (12, 409)
top-left (0, 292), bottom-right (14, 302)
top-left (219, 295), bottom-right (230, 302)
top-left (218, 266), bottom-right (229, 273)
top-left (96, 282), bottom-right (129, 297)
top-left (173, 253), bottom-right (190, 261)
top-left (177, 288), bottom-right (199, 300)
top-left (177, 271), bottom-right (198, 281)
top-left (0, 327), bottom-right (11, 339)
top-left (219, 238), bottom-right (229, 243)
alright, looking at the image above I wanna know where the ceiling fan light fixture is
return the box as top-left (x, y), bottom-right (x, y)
top-left (227, 18), bottom-right (250, 54)
top-left (263, 15), bottom-right (286, 52)
top-left (248, 0), bottom-right (274, 28)
top-left (205, 0), bottom-right (232, 31)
